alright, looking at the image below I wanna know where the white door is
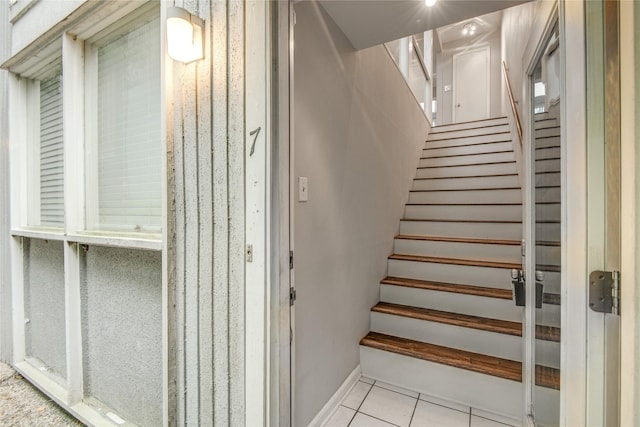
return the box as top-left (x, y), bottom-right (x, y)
top-left (452, 47), bottom-right (490, 123)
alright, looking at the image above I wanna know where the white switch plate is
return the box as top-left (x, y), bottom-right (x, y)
top-left (444, 84), bottom-right (451, 92)
top-left (298, 177), bottom-right (308, 202)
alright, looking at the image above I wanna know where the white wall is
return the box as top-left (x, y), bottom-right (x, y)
top-left (501, 2), bottom-right (536, 119)
top-left (435, 30), bottom-right (502, 125)
top-left (293, 2), bottom-right (430, 425)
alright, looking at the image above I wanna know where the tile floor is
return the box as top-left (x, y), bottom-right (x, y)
top-left (324, 377), bottom-right (520, 427)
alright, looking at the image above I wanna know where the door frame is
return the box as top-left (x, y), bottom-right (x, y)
top-left (522, 4), bottom-right (559, 424)
top-left (618, 0), bottom-right (637, 425)
top-left (452, 46), bottom-right (490, 123)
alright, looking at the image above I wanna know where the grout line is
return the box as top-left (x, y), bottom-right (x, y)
top-left (408, 396), bottom-right (419, 427)
top-left (373, 382), bottom-right (419, 399)
top-left (343, 405), bottom-right (357, 426)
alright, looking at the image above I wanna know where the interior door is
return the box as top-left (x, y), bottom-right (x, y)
top-left (525, 21), bottom-right (562, 426)
top-left (452, 47), bottom-right (489, 123)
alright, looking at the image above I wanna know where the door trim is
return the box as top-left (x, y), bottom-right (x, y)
top-left (619, 1), bottom-right (637, 424)
top-left (452, 46), bottom-right (490, 123)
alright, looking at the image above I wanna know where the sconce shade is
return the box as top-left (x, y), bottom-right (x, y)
top-left (167, 6), bottom-right (204, 63)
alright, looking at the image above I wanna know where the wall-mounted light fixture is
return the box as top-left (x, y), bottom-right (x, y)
top-left (425, 0), bottom-right (437, 7)
top-left (166, 6), bottom-right (204, 63)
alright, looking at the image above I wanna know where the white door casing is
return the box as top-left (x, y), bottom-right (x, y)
top-left (452, 47), bottom-right (490, 123)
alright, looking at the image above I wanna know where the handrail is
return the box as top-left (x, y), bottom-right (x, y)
top-left (502, 61), bottom-right (523, 146)
top-left (411, 35), bottom-right (430, 82)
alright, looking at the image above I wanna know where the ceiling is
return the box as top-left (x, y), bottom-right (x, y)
top-left (317, 0), bottom-right (532, 50)
top-left (436, 9), bottom-right (503, 48)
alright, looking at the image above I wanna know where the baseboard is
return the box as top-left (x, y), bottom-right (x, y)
top-left (308, 364), bottom-right (362, 427)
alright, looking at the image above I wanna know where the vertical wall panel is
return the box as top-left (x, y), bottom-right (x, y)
top-left (0, 0), bottom-right (12, 363)
top-left (211, 1), bottom-right (230, 425)
top-left (171, 1), bottom-right (245, 425)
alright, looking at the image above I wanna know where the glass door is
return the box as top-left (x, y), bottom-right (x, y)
top-left (527, 21), bottom-right (561, 426)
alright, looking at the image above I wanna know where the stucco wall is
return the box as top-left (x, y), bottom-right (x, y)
top-left (81, 247), bottom-right (162, 426)
top-left (293, 2), bottom-right (430, 425)
top-left (24, 239), bottom-right (66, 381)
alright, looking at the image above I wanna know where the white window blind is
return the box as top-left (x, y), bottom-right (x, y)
top-left (39, 71), bottom-right (64, 227)
top-left (95, 15), bottom-right (161, 232)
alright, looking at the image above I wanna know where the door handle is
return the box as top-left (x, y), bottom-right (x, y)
top-left (511, 269), bottom-right (544, 308)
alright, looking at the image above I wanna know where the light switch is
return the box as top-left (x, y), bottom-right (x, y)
top-left (444, 84), bottom-right (451, 92)
top-left (298, 177), bottom-right (308, 202)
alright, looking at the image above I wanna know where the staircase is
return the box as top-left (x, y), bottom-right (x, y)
top-left (359, 117), bottom-right (560, 422)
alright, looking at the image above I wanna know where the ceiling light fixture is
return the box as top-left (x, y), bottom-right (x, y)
top-left (166, 6), bottom-right (205, 63)
top-left (462, 23), bottom-right (477, 36)
top-left (425, 0), bottom-right (437, 7)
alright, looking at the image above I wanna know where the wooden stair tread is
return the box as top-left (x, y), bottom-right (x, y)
top-left (406, 202), bottom-right (522, 206)
top-left (401, 219), bottom-right (522, 224)
top-left (389, 254), bottom-right (521, 270)
top-left (413, 173), bottom-right (518, 180)
top-left (373, 302), bottom-right (521, 337)
top-left (395, 235), bottom-right (521, 246)
top-left (423, 140), bottom-right (512, 150)
top-left (372, 302), bottom-right (560, 342)
top-left (427, 132), bottom-right (511, 143)
top-left (409, 188), bottom-right (520, 193)
top-left (431, 119), bottom-right (508, 132)
top-left (381, 276), bottom-right (512, 300)
top-left (420, 150), bottom-right (513, 159)
top-left (360, 332), bottom-right (560, 389)
top-left (417, 160), bottom-right (516, 169)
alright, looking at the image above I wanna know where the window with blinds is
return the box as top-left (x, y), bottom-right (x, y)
top-left (94, 15), bottom-right (161, 232)
top-left (39, 70), bottom-right (64, 227)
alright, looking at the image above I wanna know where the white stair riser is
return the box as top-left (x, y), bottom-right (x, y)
top-left (535, 187), bottom-right (560, 203)
top-left (419, 152), bottom-right (515, 168)
top-left (360, 347), bottom-right (560, 425)
top-left (431, 118), bottom-right (508, 133)
top-left (370, 312), bottom-right (561, 368)
top-left (535, 127), bottom-right (561, 139)
top-left (535, 271), bottom-right (560, 294)
top-left (536, 339), bottom-right (561, 369)
top-left (537, 307), bottom-right (561, 331)
top-left (536, 222), bottom-right (560, 238)
top-left (408, 189), bottom-right (522, 205)
top-left (416, 162), bottom-right (517, 178)
top-left (428, 125), bottom-right (510, 141)
top-left (535, 159), bottom-right (560, 173)
top-left (535, 245), bottom-right (561, 266)
top-left (422, 141), bottom-right (513, 158)
top-left (534, 135), bottom-right (560, 149)
top-left (536, 172), bottom-right (560, 187)
top-left (405, 204), bottom-right (522, 221)
top-left (535, 119), bottom-right (559, 130)
top-left (399, 220), bottom-right (522, 240)
top-left (535, 112), bottom-right (550, 121)
top-left (388, 259), bottom-right (513, 289)
top-left (425, 133), bottom-right (511, 149)
top-left (536, 147), bottom-right (560, 160)
top-left (379, 284), bottom-right (560, 327)
top-left (394, 238), bottom-right (521, 262)
top-left (360, 347), bottom-right (523, 419)
top-left (370, 312), bottom-right (522, 361)
top-left (412, 175), bottom-right (519, 191)
top-left (536, 203), bottom-right (560, 219)
top-left (380, 284), bottom-right (523, 322)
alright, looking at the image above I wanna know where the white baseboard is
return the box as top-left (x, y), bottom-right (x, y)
top-left (308, 364), bottom-right (361, 427)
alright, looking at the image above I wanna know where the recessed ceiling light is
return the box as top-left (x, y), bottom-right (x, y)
top-left (425, 0), bottom-right (437, 7)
